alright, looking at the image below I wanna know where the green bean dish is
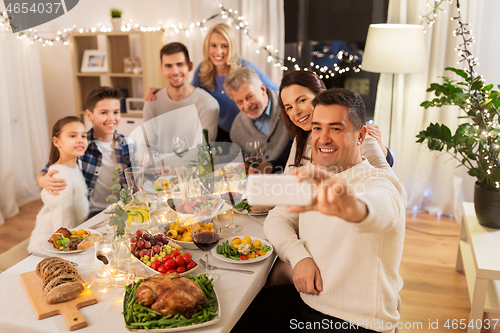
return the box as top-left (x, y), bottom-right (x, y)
top-left (123, 273), bottom-right (220, 331)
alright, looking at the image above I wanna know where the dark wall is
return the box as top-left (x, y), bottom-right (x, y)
top-left (285, 0), bottom-right (389, 44)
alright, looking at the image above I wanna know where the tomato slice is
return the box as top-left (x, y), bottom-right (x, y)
top-left (239, 255), bottom-right (249, 260)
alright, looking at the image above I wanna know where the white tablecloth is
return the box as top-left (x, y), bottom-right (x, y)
top-left (0, 211), bottom-right (274, 333)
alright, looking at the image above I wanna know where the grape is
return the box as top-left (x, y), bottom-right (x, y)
top-left (136, 230), bottom-right (143, 238)
top-left (153, 245), bottom-right (161, 254)
top-left (134, 250), bottom-right (141, 258)
top-left (137, 239), bottom-right (145, 248)
top-left (157, 241), bottom-right (163, 247)
top-left (145, 241), bottom-right (151, 249)
top-left (130, 236), bottom-right (137, 244)
top-left (139, 249), bottom-right (147, 257)
top-left (130, 243), bottom-right (136, 252)
top-left (146, 249), bottom-right (152, 257)
top-left (150, 239), bottom-right (156, 246)
top-left (143, 233), bottom-right (151, 241)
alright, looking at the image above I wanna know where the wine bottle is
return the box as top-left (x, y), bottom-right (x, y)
top-left (199, 129), bottom-right (214, 176)
top-left (198, 129), bottom-right (215, 193)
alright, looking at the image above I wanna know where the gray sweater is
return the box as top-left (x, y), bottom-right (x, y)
top-left (143, 87), bottom-right (219, 142)
top-left (230, 88), bottom-right (290, 161)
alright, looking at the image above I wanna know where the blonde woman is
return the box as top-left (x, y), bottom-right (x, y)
top-left (146, 23), bottom-right (278, 142)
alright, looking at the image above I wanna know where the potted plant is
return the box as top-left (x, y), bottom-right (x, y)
top-left (110, 8), bottom-right (122, 31)
top-left (416, 67), bottom-right (500, 228)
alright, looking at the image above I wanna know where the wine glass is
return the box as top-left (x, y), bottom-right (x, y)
top-left (245, 141), bottom-right (264, 169)
top-left (192, 217), bottom-right (221, 279)
top-left (143, 151), bottom-right (163, 183)
top-left (172, 136), bottom-right (189, 158)
top-left (218, 173), bottom-right (243, 233)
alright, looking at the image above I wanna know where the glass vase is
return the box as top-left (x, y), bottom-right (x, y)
top-left (124, 167), bottom-right (151, 235)
top-left (112, 234), bottom-right (132, 265)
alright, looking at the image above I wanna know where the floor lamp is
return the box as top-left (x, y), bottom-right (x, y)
top-left (361, 24), bottom-right (426, 149)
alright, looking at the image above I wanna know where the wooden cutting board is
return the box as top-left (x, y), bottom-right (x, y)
top-left (20, 271), bottom-right (98, 331)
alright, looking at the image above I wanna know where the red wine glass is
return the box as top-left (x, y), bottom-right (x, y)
top-left (192, 217), bottom-right (221, 278)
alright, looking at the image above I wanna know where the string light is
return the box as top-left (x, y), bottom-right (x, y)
top-left (3, 4), bottom-right (362, 77)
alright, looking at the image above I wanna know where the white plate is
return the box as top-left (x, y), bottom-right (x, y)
top-left (232, 207), bottom-right (270, 216)
top-left (132, 252), bottom-right (199, 277)
top-left (42, 229), bottom-right (102, 253)
top-left (124, 280), bottom-right (220, 332)
top-left (143, 176), bottom-right (178, 194)
top-left (211, 236), bottom-right (274, 264)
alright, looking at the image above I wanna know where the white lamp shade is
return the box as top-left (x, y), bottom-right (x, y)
top-left (361, 24), bottom-right (427, 74)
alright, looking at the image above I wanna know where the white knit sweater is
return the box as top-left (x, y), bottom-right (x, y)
top-left (28, 164), bottom-right (89, 253)
top-left (264, 159), bottom-right (407, 332)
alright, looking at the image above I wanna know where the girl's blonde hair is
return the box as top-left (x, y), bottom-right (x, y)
top-left (48, 116), bottom-right (85, 166)
top-left (199, 23), bottom-right (240, 91)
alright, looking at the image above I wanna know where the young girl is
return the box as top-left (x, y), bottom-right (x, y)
top-left (28, 116), bottom-right (89, 253)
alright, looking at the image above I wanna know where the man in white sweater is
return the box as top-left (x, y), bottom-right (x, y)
top-left (232, 88), bottom-right (406, 332)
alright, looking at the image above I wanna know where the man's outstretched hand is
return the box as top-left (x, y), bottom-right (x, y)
top-left (287, 166), bottom-right (368, 222)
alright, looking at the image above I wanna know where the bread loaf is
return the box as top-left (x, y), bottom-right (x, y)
top-left (77, 234), bottom-right (102, 251)
top-left (36, 257), bottom-right (84, 304)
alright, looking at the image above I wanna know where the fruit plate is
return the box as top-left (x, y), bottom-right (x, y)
top-left (143, 176), bottom-right (179, 194)
top-left (123, 278), bottom-right (220, 332)
top-left (132, 252), bottom-right (199, 277)
top-left (42, 229), bottom-right (102, 253)
top-left (211, 236), bottom-right (274, 264)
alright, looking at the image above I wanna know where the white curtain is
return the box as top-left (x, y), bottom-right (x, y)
top-left (373, 0), bottom-right (481, 220)
top-left (0, 33), bottom-right (49, 225)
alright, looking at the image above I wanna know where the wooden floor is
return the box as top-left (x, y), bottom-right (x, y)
top-left (1, 200), bottom-right (499, 332)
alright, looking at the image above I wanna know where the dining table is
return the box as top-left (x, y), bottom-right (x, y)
top-left (0, 209), bottom-right (275, 333)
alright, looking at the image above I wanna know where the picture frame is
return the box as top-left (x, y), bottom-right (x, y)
top-left (81, 50), bottom-right (108, 73)
top-left (125, 98), bottom-right (144, 114)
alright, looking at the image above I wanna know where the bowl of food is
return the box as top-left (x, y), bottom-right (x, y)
top-left (167, 194), bottom-right (226, 221)
top-left (130, 229), bottom-right (198, 276)
top-left (162, 219), bottom-right (217, 250)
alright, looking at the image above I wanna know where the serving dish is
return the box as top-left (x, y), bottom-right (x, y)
top-left (42, 229), bottom-right (102, 253)
top-left (212, 236), bottom-right (274, 264)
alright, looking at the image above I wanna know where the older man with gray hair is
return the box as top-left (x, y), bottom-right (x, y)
top-left (224, 67), bottom-right (291, 168)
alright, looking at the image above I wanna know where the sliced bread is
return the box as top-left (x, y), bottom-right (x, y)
top-left (77, 234), bottom-right (102, 251)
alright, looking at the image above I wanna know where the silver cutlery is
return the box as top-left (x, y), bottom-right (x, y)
top-left (88, 218), bottom-right (108, 229)
top-left (32, 253), bottom-right (79, 267)
top-left (199, 258), bottom-right (253, 274)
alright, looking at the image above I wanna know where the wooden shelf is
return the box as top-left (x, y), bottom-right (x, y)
top-left (76, 73), bottom-right (106, 77)
top-left (109, 73), bottom-right (143, 78)
top-left (70, 31), bottom-right (164, 118)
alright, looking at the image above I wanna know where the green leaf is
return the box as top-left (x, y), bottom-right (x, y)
top-left (106, 194), bottom-right (118, 203)
top-left (112, 184), bottom-right (121, 192)
top-left (445, 67), bottom-right (469, 79)
top-left (112, 177), bottom-right (119, 183)
top-left (483, 84), bottom-right (494, 91)
top-left (120, 189), bottom-right (129, 198)
top-left (471, 79), bottom-right (483, 91)
top-left (491, 168), bottom-right (500, 182)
